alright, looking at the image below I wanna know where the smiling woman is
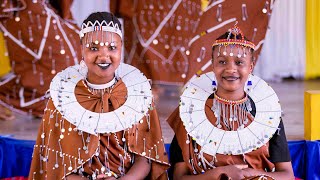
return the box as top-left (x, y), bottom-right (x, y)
top-left (167, 24), bottom-right (295, 180)
top-left (211, 32), bottom-right (254, 101)
top-left (80, 12), bottom-right (122, 85)
top-left (82, 30), bottom-right (122, 84)
top-left (29, 12), bottom-right (169, 180)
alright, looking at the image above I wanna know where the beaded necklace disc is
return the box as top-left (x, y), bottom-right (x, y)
top-left (179, 72), bottom-right (281, 156)
top-left (50, 63), bottom-right (152, 135)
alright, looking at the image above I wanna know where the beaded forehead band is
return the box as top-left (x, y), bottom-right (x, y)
top-left (79, 20), bottom-right (122, 47)
top-left (212, 23), bottom-right (255, 58)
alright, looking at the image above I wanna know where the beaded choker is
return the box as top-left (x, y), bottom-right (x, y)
top-left (213, 93), bottom-right (248, 105)
top-left (85, 77), bottom-right (116, 89)
top-left (84, 77), bottom-right (117, 95)
top-left (211, 93), bottom-right (252, 130)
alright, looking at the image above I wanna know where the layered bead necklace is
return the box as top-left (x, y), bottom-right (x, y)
top-left (211, 93), bottom-right (253, 131)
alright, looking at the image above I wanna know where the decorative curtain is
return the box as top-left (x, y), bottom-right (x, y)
top-left (255, 0), bottom-right (305, 81)
top-left (305, 0), bottom-right (320, 79)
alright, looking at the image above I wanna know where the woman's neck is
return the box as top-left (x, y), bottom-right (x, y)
top-left (86, 71), bottom-right (116, 85)
top-left (85, 77), bottom-right (116, 90)
top-left (215, 89), bottom-right (246, 101)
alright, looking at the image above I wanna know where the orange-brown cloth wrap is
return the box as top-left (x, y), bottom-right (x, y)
top-left (29, 80), bottom-right (169, 179)
top-left (111, 0), bottom-right (274, 85)
top-left (0, 0), bottom-right (80, 116)
top-left (167, 98), bottom-right (275, 179)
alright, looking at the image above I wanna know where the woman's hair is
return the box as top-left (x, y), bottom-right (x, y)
top-left (211, 32), bottom-right (255, 62)
top-left (80, 12), bottom-right (122, 44)
top-left (82, 12), bottom-right (122, 30)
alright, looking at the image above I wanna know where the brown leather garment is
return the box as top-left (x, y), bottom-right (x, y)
top-left (167, 98), bottom-right (275, 178)
top-left (111, 0), bottom-right (273, 85)
top-left (0, 0), bottom-right (80, 116)
top-left (29, 80), bottom-right (169, 179)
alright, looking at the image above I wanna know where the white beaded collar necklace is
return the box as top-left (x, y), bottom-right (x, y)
top-left (49, 63), bottom-right (153, 135)
top-left (179, 72), bottom-right (281, 156)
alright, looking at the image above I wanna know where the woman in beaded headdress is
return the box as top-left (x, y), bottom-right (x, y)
top-left (167, 23), bottom-right (294, 180)
top-left (29, 12), bottom-right (169, 180)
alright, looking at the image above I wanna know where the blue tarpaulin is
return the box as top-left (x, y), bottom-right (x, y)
top-left (0, 136), bottom-right (319, 179)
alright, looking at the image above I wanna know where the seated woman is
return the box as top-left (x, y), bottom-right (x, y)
top-left (29, 12), bottom-right (169, 180)
top-left (167, 24), bottom-right (294, 180)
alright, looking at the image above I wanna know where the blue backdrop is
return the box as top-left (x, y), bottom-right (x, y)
top-left (0, 136), bottom-right (319, 179)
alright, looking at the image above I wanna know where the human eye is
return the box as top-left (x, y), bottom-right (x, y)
top-left (109, 45), bottom-right (117, 51)
top-left (89, 46), bottom-right (98, 51)
top-left (236, 60), bottom-right (244, 65)
top-left (218, 60), bottom-right (226, 65)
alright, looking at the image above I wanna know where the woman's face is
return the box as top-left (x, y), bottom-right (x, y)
top-left (212, 45), bottom-right (253, 98)
top-left (82, 31), bottom-right (122, 84)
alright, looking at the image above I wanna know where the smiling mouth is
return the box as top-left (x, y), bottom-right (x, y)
top-left (97, 63), bottom-right (111, 70)
top-left (223, 76), bottom-right (240, 81)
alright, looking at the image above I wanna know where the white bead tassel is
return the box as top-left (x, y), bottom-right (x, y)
top-left (39, 72), bottom-right (44, 86)
top-left (147, 114), bottom-right (151, 130)
top-left (28, 26), bottom-right (33, 42)
top-left (104, 150), bottom-right (111, 176)
top-left (154, 145), bottom-right (159, 159)
top-left (252, 28), bottom-right (258, 42)
top-left (216, 4), bottom-right (222, 22)
top-left (54, 151), bottom-right (59, 169)
top-left (28, 11), bottom-right (34, 23)
top-left (36, 15), bottom-right (42, 29)
top-left (242, 4), bottom-right (248, 21)
top-left (68, 156), bottom-right (72, 171)
top-left (141, 138), bottom-right (146, 156)
top-left (190, 159), bottom-right (197, 174)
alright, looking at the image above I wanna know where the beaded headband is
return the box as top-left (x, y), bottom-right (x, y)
top-left (212, 23), bottom-right (255, 58)
top-left (79, 20), bottom-right (122, 39)
top-left (79, 20), bottom-right (122, 48)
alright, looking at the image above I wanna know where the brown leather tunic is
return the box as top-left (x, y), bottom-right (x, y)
top-left (29, 80), bottom-right (169, 179)
top-left (0, 0), bottom-right (80, 116)
top-left (111, 0), bottom-right (273, 84)
top-left (168, 98), bottom-right (275, 179)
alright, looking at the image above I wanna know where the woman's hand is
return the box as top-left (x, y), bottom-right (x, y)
top-left (215, 164), bottom-right (250, 179)
top-left (173, 162), bottom-right (249, 180)
top-left (67, 174), bottom-right (89, 179)
top-left (241, 162), bottom-right (295, 180)
top-left (96, 174), bottom-right (117, 180)
top-left (241, 168), bottom-right (261, 178)
top-left (120, 156), bottom-right (150, 180)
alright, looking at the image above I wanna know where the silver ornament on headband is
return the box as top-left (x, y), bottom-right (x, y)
top-left (79, 20), bottom-right (122, 39)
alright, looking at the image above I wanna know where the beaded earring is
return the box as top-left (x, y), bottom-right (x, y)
top-left (212, 74), bottom-right (217, 92)
top-left (114, 65), bottom-right (120, 81)
top-left (245, 73), bottom-right (252, 92)
top-left (79, 59), bottom-right (88, 77)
